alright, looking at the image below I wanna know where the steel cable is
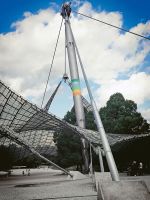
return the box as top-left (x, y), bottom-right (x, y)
top-left (41, 18), bottom-right (64, 108)
top-left (73, 11), bottom-right (150, 41)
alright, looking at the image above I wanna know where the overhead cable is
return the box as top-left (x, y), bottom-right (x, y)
top-left (73, 11), bottom-right (150, 41)
top-left (41, 18), bottom-right (64, 108)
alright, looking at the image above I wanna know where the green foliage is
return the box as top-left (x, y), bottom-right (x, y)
top-left (100, 93), bottom-right (149, 134)
top-left (63, 107), bottom-right (76, 125)
top-left (85, 110), bottom-right (97, 130)
top-left (0, 145), bottom-right (14, 170)
top-left (53, 130), bottom-right (82, 168)
top-left (54, 107), bottom-right (83, 168)
top-left (0, 144), bottom-right (42, 169)
top-left (18, 155), bottom-right (42, 168)
top-left (54, 93), bottom-right (149, 168)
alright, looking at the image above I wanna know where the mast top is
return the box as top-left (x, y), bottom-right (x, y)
top-left (61, 2), bottom-right (72, 19)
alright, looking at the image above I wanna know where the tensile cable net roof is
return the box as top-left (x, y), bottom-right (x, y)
top-left (0, 80), bottom-right (150, 160)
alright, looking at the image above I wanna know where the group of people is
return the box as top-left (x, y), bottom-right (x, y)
top-left (127, 161), bottom-right (143, 176)
top-left (22, 169), bottom-right (30, 176)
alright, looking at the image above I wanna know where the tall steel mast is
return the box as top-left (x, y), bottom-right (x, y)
top-left (61, 2), bottom-right (89, 173)
top-left (61, 3), bottom-right (120, 181)
top-left (72, 35), bottom-right (120, 181)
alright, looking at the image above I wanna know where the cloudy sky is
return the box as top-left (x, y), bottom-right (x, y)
top-left (0, 0), bottom-right (150, 121)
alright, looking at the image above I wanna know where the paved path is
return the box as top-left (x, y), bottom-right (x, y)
top-left (1, 169), bottom-right (150, 200)
top-left (120, 173), bottom-right (150, 192)
top-left (0, 169), bottom-right (97, 200)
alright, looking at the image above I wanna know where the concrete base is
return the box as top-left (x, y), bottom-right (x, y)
top-left (97, 180), bottom-right (150, 200)
top-left (144, 179), bottom-right (150, 193)
top-left (94, 172), bottom-right (112, 191)
top-left (67, 171), bottom-right (87, 180)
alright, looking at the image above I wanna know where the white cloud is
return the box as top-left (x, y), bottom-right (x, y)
top-left (95, 72), bottom-right (150, 107)
top-left (0, 2), bottom-right (150, 118)
top-left (139, 108), bottom-right (150, 123)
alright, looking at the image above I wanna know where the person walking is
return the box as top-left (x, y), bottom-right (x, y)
top-left (138, 162), bottom-right (143, 176)
top-left (28, 169), bottom-right (30, 176)
top-left (131, 161), bottom-right (138, 176)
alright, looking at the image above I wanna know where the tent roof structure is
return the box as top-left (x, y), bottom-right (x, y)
top-left (0, 80), bottom-right (150, 159)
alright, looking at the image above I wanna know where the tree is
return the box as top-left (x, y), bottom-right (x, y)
top-left (85, 110), bottom-right (97, 130)
top-left (54, 93), bottom-right (149, 169)
top-left (63, 107), bottom-right (76, 125)
top-left (100, 93), bottom-right (149, 134)
top-left (0, 145), bottom-right (14, 170)
top-left (18, 155), bottom-right (42, 168)
top-left (63, 107), bottom-right (96, 130)
top-left (53, 130), bottom-right (83, 168)
top-left (54, 107), bottom-right (83, 169)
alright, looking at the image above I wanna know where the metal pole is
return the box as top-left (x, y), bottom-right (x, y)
top-left (98, 147), bottom-right (104, 172)
top-left (71, 30), bottom-right (120, 181)
top-left (89, 143), bottom-right (93, 175)
top-left (63, 9), bottom-right (89, 172)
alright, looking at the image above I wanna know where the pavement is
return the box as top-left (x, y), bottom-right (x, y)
top-left (0, 169), bottom-right (150, 200)
top-left (95, 172), bottom-right (150, 200)
top-left (0, 168), bottom-right (97, 200)
top-left (120, 173), bottom-right (150, 192)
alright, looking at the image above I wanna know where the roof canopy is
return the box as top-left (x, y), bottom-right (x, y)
top-left (0, 80), bottom-right (149, 159)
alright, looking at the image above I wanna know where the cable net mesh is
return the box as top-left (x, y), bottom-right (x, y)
top-left (0, 80), bottom-right (101, 160)
top-left (0, 80), bottom-right (150, 160)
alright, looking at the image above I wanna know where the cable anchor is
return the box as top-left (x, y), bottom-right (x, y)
top-left (61, 2), bottom-right (72, 19)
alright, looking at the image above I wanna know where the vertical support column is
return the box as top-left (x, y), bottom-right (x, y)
top-left (65, 17), bottom-right (89, 173)
top-left (89, 143), bottom-right (93, 175)
top-left (71, 29), bottom-right (120, 181)
top-left (98, 147), bottom-right (104, 172)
